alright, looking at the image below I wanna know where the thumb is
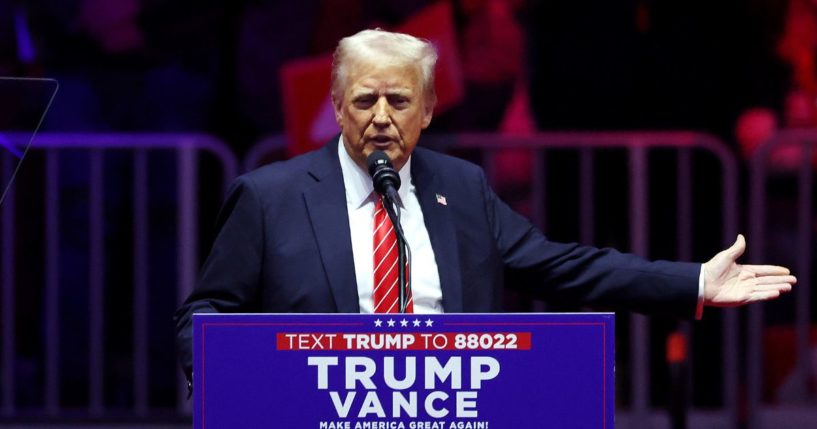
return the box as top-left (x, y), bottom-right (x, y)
top-left (723, 234), bottom-right (746, 260)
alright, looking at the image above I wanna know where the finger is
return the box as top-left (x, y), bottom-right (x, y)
top-left (751, 290), bottom-right (781, 302)
top-left (754, 275), bottom-right (797, 285)
top-left (744, 265), bottom-right (791, 276)
top-left (753, 284), bottom-right (793, 293)
top-left (723, 234), bottom-right (746, 260)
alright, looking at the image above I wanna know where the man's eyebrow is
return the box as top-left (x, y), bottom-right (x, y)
top-left (350, 89), bottom-right (376, 98)
top-left (385, 89), bottom-right (412, 96)
top-left (350, 87), bottom-right (413, 97)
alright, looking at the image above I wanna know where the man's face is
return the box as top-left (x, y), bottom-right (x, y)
top-left (334, 58), bottom-right (433, 171)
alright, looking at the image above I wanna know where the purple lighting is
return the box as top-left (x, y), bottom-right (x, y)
top-left (0, 134), bottom-right (24, 159)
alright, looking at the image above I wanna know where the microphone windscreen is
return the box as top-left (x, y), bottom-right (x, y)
top-left (366, 151), bottom-right (400, 195)
top-left (367, 151), bottom-right (392, 177)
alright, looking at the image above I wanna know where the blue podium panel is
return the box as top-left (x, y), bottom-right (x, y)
top-left (194, 313), bottom-right (614, 429)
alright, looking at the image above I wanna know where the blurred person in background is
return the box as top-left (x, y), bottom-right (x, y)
top-left (733, 0), bottom-right (817, 403)
top-left (452, 0), bottom-right (524, 131)
top-left (735, 0), bottom-right (817, 167)
top-left (15, 0), bottom-right (227, 408)
top-left (0, 0), bottom-right (40, 76)
top-left (449, 0), bottom-right (534, 216)
top-left (29, 0), bottom-right (224, 132)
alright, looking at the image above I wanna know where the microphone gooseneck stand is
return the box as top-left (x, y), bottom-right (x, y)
top-left (381, 194), bottom-right (411, 313)
top-left (368, 151), bottom-right (412, 313)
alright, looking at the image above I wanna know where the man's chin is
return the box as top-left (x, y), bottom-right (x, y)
top-left (365, 142), bottom-right (396, 157)
top-left (364, 148), bottom-right (406, 169)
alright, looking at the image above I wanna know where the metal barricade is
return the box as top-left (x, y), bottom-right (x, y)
top-left (0, 133), bottom-right (238, 423)
top-left (245, 131), bottom-right (741, 428)
top-left (0, 130), bottom-right (761, 426)
top-left (748, 129), bottom-right (817, 429)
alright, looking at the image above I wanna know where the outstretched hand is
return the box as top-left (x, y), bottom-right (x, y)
top-left (703, 234), bottom-right (796, 307)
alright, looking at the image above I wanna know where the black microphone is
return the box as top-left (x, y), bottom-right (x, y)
top-left (367, 151), bottom-right (401, 201)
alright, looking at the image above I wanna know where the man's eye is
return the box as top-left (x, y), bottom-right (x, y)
top-left (353, 97), bottom-right (375, 108)
top-left (389, 96), bottom-right (409, 108)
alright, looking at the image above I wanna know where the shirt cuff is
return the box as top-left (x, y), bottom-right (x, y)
top-left (696, 264), bottom-right (705, 320)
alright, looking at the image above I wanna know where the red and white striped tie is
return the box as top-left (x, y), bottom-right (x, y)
top-left (372, 198), bottom-right (412, 313)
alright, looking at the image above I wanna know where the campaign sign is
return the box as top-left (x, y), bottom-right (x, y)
top-left (193, 313), bottom-right (614, 429)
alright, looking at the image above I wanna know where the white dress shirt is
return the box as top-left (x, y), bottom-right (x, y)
top-left (337, 138), bottom-right (705, 318)
top-left (338, 138), bottom-right (444, 313)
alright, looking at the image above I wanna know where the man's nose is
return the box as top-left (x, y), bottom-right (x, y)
top-left (372, 98), bottom-right (391, 127)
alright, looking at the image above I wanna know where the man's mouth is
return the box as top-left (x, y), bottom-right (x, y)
top-left (370, 135), bottom-right (395, 146)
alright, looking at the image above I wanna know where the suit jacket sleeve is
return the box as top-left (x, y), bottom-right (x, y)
top-left (173, 175), bottom-right (265, 379)
top-left (477, 166), bottom-right (700, 317)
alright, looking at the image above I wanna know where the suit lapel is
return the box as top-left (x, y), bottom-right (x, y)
top-left (303, 142), bottom-right (360, 312)
top-left (412, 149), bottom-right (463, 312)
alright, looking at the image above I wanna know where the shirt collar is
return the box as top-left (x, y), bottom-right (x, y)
top-left (337, 135), bottom-right (413, 209)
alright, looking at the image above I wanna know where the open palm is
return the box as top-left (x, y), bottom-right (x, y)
top-left (703, 234), bottom-right (796, 307)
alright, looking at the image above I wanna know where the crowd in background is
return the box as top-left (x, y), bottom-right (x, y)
top-left (0, 0), bottom-right (810, 152)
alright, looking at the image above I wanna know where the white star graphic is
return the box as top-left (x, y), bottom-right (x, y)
top-left (413, 319), bottom-right (421, 327)
top-left (425, 319), bottom-right (434, 327)
top-left (374, 319), bottom-right (383, 327)
top-left (387, 319), bottom-right (396, 327)
top-left (400, 319), bottom-right (409, 327)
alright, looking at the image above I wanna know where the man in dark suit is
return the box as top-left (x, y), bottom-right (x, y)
top-left (174, 29), bottom-right (796, 380)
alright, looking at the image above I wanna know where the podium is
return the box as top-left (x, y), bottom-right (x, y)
top-left (193, 313), bottom-right (614, 428)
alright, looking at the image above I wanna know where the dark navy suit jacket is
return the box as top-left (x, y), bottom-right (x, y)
top-left (175, 139), bottom-right (700, 376)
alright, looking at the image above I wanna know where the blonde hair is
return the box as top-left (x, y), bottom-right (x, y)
top-left (331, 29), bottom-right (438, 107)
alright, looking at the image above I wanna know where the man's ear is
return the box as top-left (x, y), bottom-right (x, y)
top-left (421, 102), bottom-right (434, 129)
top-left (332, 95), bottom-right (343, 126)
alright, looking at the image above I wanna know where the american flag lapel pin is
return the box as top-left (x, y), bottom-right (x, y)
top-left (435, 193), bottom-right (447, 206)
